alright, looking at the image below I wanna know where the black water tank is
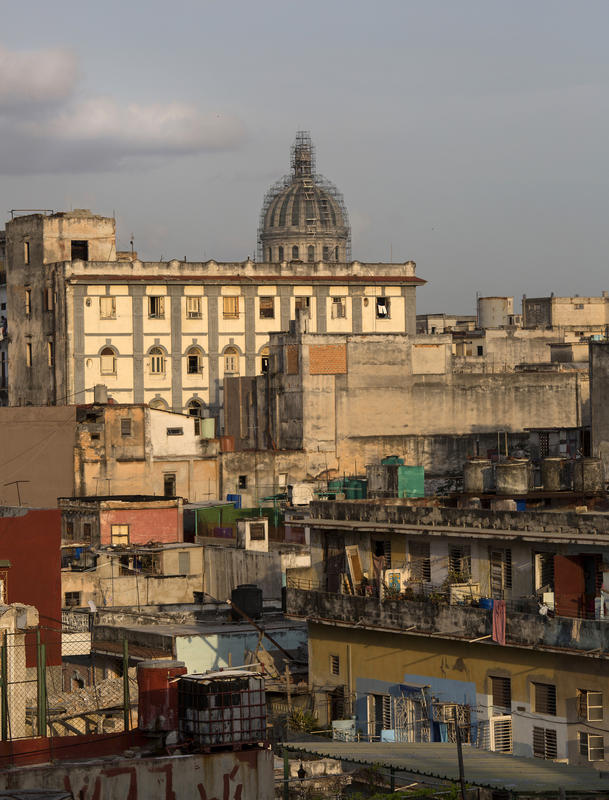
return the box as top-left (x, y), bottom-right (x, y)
top-left (231, 584), bottom-right (263, 621)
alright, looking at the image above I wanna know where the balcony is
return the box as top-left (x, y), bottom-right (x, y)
top-left (286, 581), bottom-right (609, 657)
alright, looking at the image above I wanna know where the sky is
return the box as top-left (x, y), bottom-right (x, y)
top-left (1, 0), bottom-right (609, 313)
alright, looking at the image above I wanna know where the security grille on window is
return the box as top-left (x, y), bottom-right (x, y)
top-left (449, 545), bottom-right (471, 580)
top-left (533, 727), bottom-right (557, 760)
top-left (259, 296), bottom-right (275, 319)
top-left (533, 682), bottom-right (557, 716)
top-left (409, 541), bottom-right (431, 582)
top-left (166, 427), bottom-right (183, 436)
top-left (490, 676), bottom-right (511, 715)
top-left (148, 295), bottom-right (165, 319)
top-left (99, 296), bottom-right (116, 319)
top-left (580, 732), bottom-right (605, 761)
top-left (64, 591), bottom-right (81, 608)
top-left (535, 552), bottom-right (555, 592)
top-left (186, 296), bottom-right (202, 318)
top-left (223, 296), bottom-right (239, 319)
top-left (111, 524), bottom-right (129, 546)
top-left (330, 655), bottom-right (340, 676)
top-left (538, 432), bottom-right (550, 458)
top-left (578, 690), bottom-right (603, 721)
top-left (150, 347), bottom-right (165, 374)
top-left (121, 418), bottom-right (131, 437)
top-left (376, 297), bottom-right (390, 318)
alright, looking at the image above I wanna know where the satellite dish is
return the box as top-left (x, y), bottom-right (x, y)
top-left (88, 600), bottom-right (97, 613)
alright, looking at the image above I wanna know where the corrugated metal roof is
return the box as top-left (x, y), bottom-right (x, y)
top-left (285, 741), bottom-right (609, 794)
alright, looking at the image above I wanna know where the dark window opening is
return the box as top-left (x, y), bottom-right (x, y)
top-left (376, 297), bottom-right (390, 318)
top-left (330, 655), bottom-right (340, 676)
top-left (249, 522), bottom-right (265, 541)
top-left (71, 240), bottom-right (89, 261)
top-left (307, 245), bottom-right (315, 263)
top-left (164, 473), bottom-right (176, 497)
top-left (373, 539), bottom-right (392, 569)
top-left (477, 345), bottom-right (484, 356)
top-left (238, 475), bottom-right (247, 490)
top-left (533, 682), bottom-right (557, 716)
top-left (490, 676), bottom-right (512, 715)
top-left (322, 245), bottom-right (330, 261)
top-left (278, 246), bottom-right (284, 261)
top-left (292, 246), bottom-right (299, 260)
top-left (121, 418), bottom-right (132, 437)
top-left (261, 356), bottom-right (269, 373)
top-left (64, 591), bottom-right (81, 607)
top-left (259, 297), bottom-right (275, 319)
top-left (533, 727), bottom-right (557, 760)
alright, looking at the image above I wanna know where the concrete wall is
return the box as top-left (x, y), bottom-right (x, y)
top-left (590, 341), bottom-right (609, 479)
top-left (203, 545), bottom-right (282, 600)
top-left (0, 748), bottom-right (274, 800)
top-left (99, 507), bottom-right (182, 546)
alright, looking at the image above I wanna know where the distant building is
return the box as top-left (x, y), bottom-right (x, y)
top-left (523, 293), bottom-right (609, 333)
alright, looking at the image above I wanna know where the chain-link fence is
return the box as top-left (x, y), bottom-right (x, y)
top-left (0, 613), bottom-right (137, 741)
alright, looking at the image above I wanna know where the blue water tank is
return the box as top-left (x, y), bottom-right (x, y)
top-left (226, 494), bottom-right (242, 509)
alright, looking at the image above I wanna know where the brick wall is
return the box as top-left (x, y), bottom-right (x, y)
top-left (309, 344), bottom-right (347, 375)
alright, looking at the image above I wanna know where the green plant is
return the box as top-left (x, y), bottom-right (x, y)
top-left (288, 708), bottom-right (319, 733)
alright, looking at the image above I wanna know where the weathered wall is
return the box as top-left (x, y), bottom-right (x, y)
top-left (590, 341), bottom-right (609, 479)
top-left (100, 507), bottom-right (182, 545)
top-left (203, 545), bottom-right (282, 600)
top-left (0, 748), bottom-right (274, 799)
top-left (0, 406), bottom-right (77, 506)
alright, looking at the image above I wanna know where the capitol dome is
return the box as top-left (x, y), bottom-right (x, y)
top-left (257, 131), bottom-right (351, 263)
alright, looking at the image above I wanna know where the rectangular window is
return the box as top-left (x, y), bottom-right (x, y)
top-left (533, 727), bottom-right (557, 760)
top-left (47, 341), bottom-right (54, 367)
top-left (409, 540), bottom-right (431, 582)
top-left (65, 521), bottom-right (74, 541)
top-left (44, 287), bottom-right (54, 311)
top-left (449, 545), bottom-right (471, 580)
top-left (178, 551), bottom-right (190, 575)
top-left (223, 296), bottom-right (239, 319)
top-left (25, 342), bottom-right (32, 367)
top-left (164, 473), bottom-right (176, 497)
top-left (83, 522), bottom-right (92, 542)
top-left (166, 427), bottom-right (184, 436)
top-left (99, 296), bottom-right (116, 319)
top-left (294, 296), bottom-right (310, 313)
top-left (24, 241), bottom-right (30, 264)
top-left (186, 296), bottom-right (202, 319)
top-left (64, 591), bottom-right (81, 608)
top-left (331, 297), bottom-right (346, 319)
top-left (535, 552), bottom-right (555, 592)
top-left (578, 690), bottom-right (603, 722)
top-left (238, 475), bottom-right (247, 489)
top-left (330, 655), bottom-right (340, 676)
top-left (373, 539), bottom-right (392, 569)
top-left (376, 297), bottom-right (390, 318)
top-left (187, 354), bottom-right (201, 374)
top-left (25, 288), bottom-right (31, 316)
top-left (111, 524), bottom-right (129, 546)
top-left (120, 418), bottom-right (132, 437)
top-left (575, 303), bottom-right (584, 310)
top-left (148, 295), bottom-right (165, 319)
top-left (249, 523), bottom-right (265, 541)
top-left (477, 345), bottom-right (484, 356)
top-left (71, 240), bottom-right (89, 260)
top-left (259, 296), bottom-right (275, 319)
top-left (580, 732), bottom-right (604, 761)
top-left (490, 676), bottom-right (511, 716)
top-left (533, 682), bottom-right (557, 716)
top-left (490, 548), bottom-right (512, 597)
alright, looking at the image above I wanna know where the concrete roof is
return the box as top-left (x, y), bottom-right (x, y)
top-left (285, 741), bottom-right (609, 794)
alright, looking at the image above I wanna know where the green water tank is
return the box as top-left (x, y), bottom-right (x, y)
top-left (381, 455), bottom-right (405, 466)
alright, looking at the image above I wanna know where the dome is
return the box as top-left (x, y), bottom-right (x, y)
top-left (257, 132), bottom-right (351, 263)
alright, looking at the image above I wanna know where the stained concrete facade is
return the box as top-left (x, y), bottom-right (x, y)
top-left (4, 210), bottom-right (424, 419)
top-left (223, 325), bottom-right (589, 488)
top-left (523, 293), bottom-right (609, 332)
top-left (590, 341), bottom-right (609, 479)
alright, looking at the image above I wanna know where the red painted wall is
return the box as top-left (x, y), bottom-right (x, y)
top-left (0, 509), bottom-right (62, 666)
top-left (100, 507), bottom-right (182, 546)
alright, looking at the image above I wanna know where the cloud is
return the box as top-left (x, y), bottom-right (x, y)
top-left (0, 44), bottom-right (77, 106)
top-left (0, 44), bottom-right (246, 174)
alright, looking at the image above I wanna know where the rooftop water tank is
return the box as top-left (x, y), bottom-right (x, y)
top-left (495, 460), bottom-right (531, 495)
top-left (463, 459), bottom-right (494, 494)
top-left (137, 659), bottom-right (187, 732)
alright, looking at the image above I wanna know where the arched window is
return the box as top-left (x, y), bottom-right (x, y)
top-left (100, 347), bottom-right (116, 375)
top-left (292, 245), bottom-right (299, 260)
top-left (149, 347), bottom-right (165, 374)
top-left (149, 397), bottom-right (168, 410)
top-left (322, 245), bottom-right (330, 261)
top-left (187, 399), bottom-right (203, 417)
top-left (186, 347), bottom-right (203, 375)
top-left (307, 245), bottom-right (315, 263)
top-left (224, 347), bottom-right (239, 374)
top-left (278, 246), bottom-right (284, 261)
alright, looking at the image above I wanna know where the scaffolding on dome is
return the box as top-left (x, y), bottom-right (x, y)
top-left (256, 131), bottom-right (351, 262)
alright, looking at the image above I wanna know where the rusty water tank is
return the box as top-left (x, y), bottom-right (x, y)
top-left (541, 457), bottom-right (572, 492)
top-left (573, 458), bottom-right (605, 493)
top-left (463, 459), bottom-right (494, 493)
top-left (495, 459), bottom-right (532, 495)
top-left (137, 659), bottom-right (187, 732)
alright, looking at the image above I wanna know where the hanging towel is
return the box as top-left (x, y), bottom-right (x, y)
top-left (492, 599), bottom-right (506, 645)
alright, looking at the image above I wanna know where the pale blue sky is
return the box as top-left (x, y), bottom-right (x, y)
top-left (1, 0), bottom-right (609, 313)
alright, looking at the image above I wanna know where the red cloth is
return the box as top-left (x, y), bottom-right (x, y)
top-left (492, 599), bottom-right (506, 645)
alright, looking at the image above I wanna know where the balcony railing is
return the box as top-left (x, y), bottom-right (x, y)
top-left (286, 581), bottom-right (609, 656)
